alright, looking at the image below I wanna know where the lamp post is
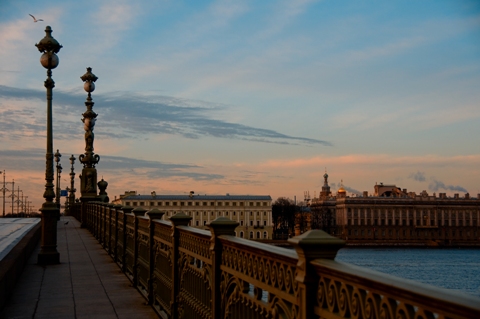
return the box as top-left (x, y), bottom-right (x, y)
top-left (24, 196), bottom-right (28, 217)
top-left (68, 155), bottom-right (76, 216)
top-left (36, 26), bottom-right (62, 265)
top-left (0, 170), bottom-right (7, 217)
top-left (79, 67), bottom-right (100, 227)
top-left (54, 149), bottom-right (62, 209)
top-left (10, 179), bottom-right (14, 215)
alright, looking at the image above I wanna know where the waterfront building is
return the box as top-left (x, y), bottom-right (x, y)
top-left (113, 191), bottom-right (274, 239)
top-left (310, 175), bottom-right (480, 246)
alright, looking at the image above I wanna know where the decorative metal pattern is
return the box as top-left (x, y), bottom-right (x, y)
top-left (219, 239), bottom-right (300, 319)
top-left (178, 250), bottom-right (212, 319)
top-left (312, 259), bottom-right (478, 319)
top-left (178, 229), bottom-right (211, 262)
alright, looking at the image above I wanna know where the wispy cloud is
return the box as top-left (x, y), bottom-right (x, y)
top-left (261, 154), bottom-right (480, 169)
top-left (255, 0), bottom-right (319, 39)
top-left (0, 148), bottom-right (223, 181)
top-left (0, 85), bottom-right (331, 146)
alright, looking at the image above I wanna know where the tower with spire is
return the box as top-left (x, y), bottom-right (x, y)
top-left (319, 168), bottom-right (332, 200)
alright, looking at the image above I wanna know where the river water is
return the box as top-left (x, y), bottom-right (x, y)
top-left (335, 248), bottom-right (480, 298)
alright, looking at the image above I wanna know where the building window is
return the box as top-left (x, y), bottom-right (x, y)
top-left (257, 232), bottom-right (260, 239)
top-left (188, 202), bottom-right (192, 206)
top-left (133, 202), bottom-right (138, 206)
top-left (203, 202), bottom-right (207, 206)
top-left (240, 231), bottom-right (244, 238)
top-left (211, 202), bottom-right (214, 206)
top-left (256, 202), bottom-right (260, 206)
top-left (180, 202), bottom-right (184, 206)
top-left (225, 202), bottom-right (229, 206)
top-left (233, 202), bottom-right (237, 206)
top-left (195, 202), bottom-right (200, 206)
top-left (240, 202), bottom-right (244, 206)
top-left (196, 221), bottom-right (199, 226)
top-left (250, 221), bottom-right (253, 226)
top-left (166, 202), bottom-right (170, 206)
top-left (173, 202), bottom-right (177, 206)
top-left (150, 202), bottom-right (154, 206)
top-left (241, 221), bottom-right (244, 226)
top-left (140, 202), bottom-right (145, 206)
top-left (204, 221), bottom-right (206, 226)
top-left (264, 221), bottom-right (267, 226)
top-left (233, 212), bottom-right (236, 216)
top-left (250, 232), bottom-right (253, 239)
top-left (126, 202), bottom-right (130, 206)
top-left (263, 232), bottom-right (267, 239)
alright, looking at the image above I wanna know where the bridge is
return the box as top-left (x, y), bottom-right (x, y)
top-left (2, 197), bottom-right (480, 319)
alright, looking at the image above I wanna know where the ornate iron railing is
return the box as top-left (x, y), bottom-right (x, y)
top-left (74, 202), bottom-right (480, 319)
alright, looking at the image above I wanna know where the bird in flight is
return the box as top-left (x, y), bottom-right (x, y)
top-left (29, 14), bottom-right (43, 22)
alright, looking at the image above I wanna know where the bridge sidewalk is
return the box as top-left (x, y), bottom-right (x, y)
top-left (0, 216), bottom-right (158, 319)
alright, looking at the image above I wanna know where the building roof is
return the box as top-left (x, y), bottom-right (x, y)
top-left (122, 194), bottom-right (272, 201)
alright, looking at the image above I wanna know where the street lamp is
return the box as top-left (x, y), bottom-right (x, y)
top-left (0, 170), bottom-right (7, 217)
top-left (36, 26), bottom-right (62, 265)
top-left (68, 155), bottom-right (76, 216)
top-left (79, 67), bottom-right (100, 226)
top-left (54, 149), bottom-right (62, 209)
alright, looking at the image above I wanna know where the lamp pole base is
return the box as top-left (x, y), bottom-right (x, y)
top-left (37, 202), bottom-right (60, 265)
top-left (37, 250), bottom-right (60, 265)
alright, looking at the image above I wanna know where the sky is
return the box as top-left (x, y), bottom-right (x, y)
top-left (1, 0), bottom-right (480, 212)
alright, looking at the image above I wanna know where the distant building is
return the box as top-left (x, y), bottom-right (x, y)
top-left (113, 191), bottom-right (273, 240)
top-left (310, 175), bottom-right (480, 246)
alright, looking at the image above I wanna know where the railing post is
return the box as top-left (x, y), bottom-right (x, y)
top-left (113, 204), bottom-right (122, 263)
top-left (132, 207), bottom-right (147, 288)
top-left (106, 203), bottom-right (114, 255)
top-left (288, 230), bottom-right (345, 319)
top-left (95, 202), bottom-right (100, 239)
top-left (80, 201), bottom-right (86, 228)
top-left (209, 217), bottom-right (239, 319)
top-left (169, 212), bottom-right (192, 319)
top-left (98, 203), bottom-right (105, 248)
top-left (121, 206), bottom-right (133, 273)
top-left (102, 203), bottom-right (109, 250)
top-left (146, 208), bottom-right (165, 306)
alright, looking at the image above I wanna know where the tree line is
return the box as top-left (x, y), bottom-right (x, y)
top-left (272, 197), bottom-right (335, 239)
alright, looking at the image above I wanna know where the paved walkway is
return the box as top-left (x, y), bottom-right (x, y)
top-left (1, 216), bottom-right (158, 319)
